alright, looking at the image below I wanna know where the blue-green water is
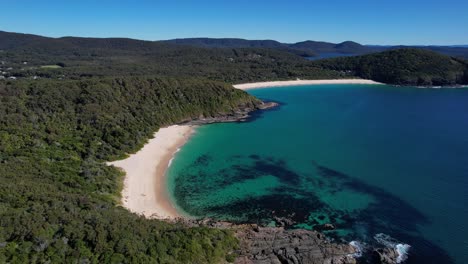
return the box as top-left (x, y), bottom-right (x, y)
top-left (167, 84), bottom-right (468, 263)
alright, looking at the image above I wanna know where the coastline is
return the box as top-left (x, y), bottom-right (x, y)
top-left (100, 83), bottom-right (422, 263)
top-left (107, 125), bottom-right (195, 219)
top-left (106, 79), bottom-right (378, 220)
top-left (233, 79), bottom-right (383, 90)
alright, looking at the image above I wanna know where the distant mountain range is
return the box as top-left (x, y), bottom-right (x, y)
top-left (164, 38), bottom-right (468, 59)
top-left (1, 30), bottom-right (468, 60)
top-left (445, 45), bottom-right (468, 48)
top-left (164, 38), bottom-right (386, 57)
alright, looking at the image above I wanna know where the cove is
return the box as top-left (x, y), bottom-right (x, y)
top-left (167, 84), bottom-right (468, 263)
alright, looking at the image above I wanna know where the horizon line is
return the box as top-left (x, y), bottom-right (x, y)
top-left (2, 29), bottom-right (467, 47)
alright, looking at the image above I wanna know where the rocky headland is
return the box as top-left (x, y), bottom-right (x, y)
top-left (181, 101), bottom-right (279, 125)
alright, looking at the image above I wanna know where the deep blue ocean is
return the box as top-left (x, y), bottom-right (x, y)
top-left (168, 84), bottom-right (468, 263)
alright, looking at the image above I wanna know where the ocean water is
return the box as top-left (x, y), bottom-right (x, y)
top-left (167, 84), bottom-right (468, 263)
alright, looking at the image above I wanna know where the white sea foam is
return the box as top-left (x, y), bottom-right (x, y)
top-left (396, 243), bottom-right (411, 263)
top-left (168, 147), bottom-right (181, 167)
top-left (374, 233), bottom-right (410, 263)
top-left (168, 157), bottom-right (174, 167)
top-left (348, 241), bottom-right (364, 258)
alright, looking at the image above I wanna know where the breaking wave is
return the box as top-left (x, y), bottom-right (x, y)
top-left (348, 240), bottom-right (364, 258)
top-left (374, 233), bottom-right (411, 263)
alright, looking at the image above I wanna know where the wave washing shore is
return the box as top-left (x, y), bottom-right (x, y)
top-left (107, 125), bottom-right (194, 219)
top-left (233, 79), bottom-right (382, 90)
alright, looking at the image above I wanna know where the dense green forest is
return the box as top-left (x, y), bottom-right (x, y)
top-left (1, 48), bottom-right (344, 83)
top-left (0, 77), bottom-right (260, 263)
top-left (2, 31), bottom-right (468, 86)
top-left (315, 48), bottom-right (468, 85)
top-left (4, 46), bottom-right (343, 83)
top-left (0, 30), bottom-right (347, 82)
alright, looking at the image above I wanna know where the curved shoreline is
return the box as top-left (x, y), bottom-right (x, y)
top-left (107, 80), bottom-right (380, 220)
top-left (107, 125), bottom-right (195, 219)
top-left (233, 79), bottom-right (383, 90)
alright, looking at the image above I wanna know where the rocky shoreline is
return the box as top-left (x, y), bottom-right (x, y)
top-left (184, 219), bottom-right (357, 264)
top-left (181, 101), bottom-right (279, 125)
top-left (180, 218), bottom-right (405, 264)
top-left (234, 225), bottom-right (356, 264)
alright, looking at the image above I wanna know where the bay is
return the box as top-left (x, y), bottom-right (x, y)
top-left (168, 84), bottom-right (468, 263)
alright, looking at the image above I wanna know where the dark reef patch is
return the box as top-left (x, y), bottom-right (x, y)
top-left (251, 158), bottom-right (301, 185)
top-left (173, 155), bottom-right (454, 263)
top-left (193, 154), bottom-right (212, 166)
top-left (248, 154), bottom-right (260, 160)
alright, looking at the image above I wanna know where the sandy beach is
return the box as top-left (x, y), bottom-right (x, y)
top-left (233, 79), bottom-right (382, 90)
top-left (106, 79), bottom-right (379, 220)
top-left (107, 125), bottom-right (194, 219)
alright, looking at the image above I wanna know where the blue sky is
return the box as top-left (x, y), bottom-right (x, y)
top-left (0, 0), bottom-right (467, 45)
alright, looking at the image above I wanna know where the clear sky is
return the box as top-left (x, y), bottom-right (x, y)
top-left (1, 0), bottom-right (467, 45)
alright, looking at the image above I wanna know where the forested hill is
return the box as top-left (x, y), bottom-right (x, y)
top-left (163, 38), bottom-right (468, 59)
top-left (164, 38), bottom-right (317, 57)
top-left (0, 77), bottom-right (260, 263)
top-left (3, 30), bottom-right (468, 60)
top-left (163, 38), bottom-right (386, 57)
top-left (3, 31), bottom-right (468, 86)
top-left (0, 31), bottom-right (378, 57)
top-left (0, 30), bottom-right (162, 52)
top-left (315, 48), bottom-right (468, 86)
top-left (0, 31), bottom-right (345, 82)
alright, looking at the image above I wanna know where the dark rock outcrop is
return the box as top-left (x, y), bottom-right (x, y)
top-left (372, 248), bottom-right (399, 264)
top-left (256, 101), bottom-right (279, 110)
top-left (182, 219), bottom-right (357, 264)
top-left (182, 101), bottom-right (279, 125)
top-left (273, 216), bottom-right (296, 227)
top-left (234, 225), bottom-right (356, 264)
top-left (314, 223), bottom-right (336, 232)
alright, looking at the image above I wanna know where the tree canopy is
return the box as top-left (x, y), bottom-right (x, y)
top-left (0, 77), bottom-right (256, 263)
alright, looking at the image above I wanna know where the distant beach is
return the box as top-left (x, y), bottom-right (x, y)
top-left (107, 125), bottom-right (194, 219)
top-left (233, 79), bottom-right (382, 90)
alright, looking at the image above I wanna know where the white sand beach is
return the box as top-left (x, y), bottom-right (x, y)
top-left (107, 125), bottom-right (194, 219)
top-left (233, 79), bottom-right (382, 90)
top-left (106, 79), bottom-right (380, 220)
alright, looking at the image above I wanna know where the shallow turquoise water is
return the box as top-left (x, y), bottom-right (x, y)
top-left (167, 84), bottom-right (468, 263)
